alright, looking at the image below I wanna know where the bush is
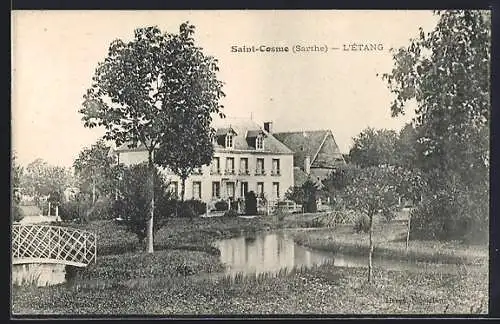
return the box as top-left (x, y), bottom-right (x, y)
top-left (244, 191), bottom-right (257, 215)
top-left (12, 201), bottom-right (23, 223)
top-left (353, 214), bottom-right (370, 233)
top-left (410, 184), bottom-right (488, 243)
top-left (60, 200), bottom-right (80, 221)
top-left (176, 201), bottom-right (198, 218)
top-left (114, 163), bottom-right (176, 243)
top-left (223, 209), bottom-right (238, 217)
top-left (183, 199), bottom-right (207, 215)
top-left (214, 200), bottom-right (229, 211)
top-left (89, 197), bottom-right (115, 220)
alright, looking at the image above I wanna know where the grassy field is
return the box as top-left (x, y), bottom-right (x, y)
top-left (12, 215), bottom-right (489, 315)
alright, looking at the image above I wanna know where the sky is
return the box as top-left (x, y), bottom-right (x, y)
top-left (11, 10), bottom-right (439, 168)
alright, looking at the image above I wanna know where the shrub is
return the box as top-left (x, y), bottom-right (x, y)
top-left (214, 200), bottom-right (229, 211)
top-left (410, 183), bottom-right (488, 244)
top-left (60, 200), bottom-right (80, 221)
top-left (244, 191), bottom-right (257, 215)
top-left (183, 199), bottom-right (207, 215)
top-left (88, 197), bottom-right (115, 220)
top-left (11, 201), bottom-right (23, 223)
top-left (353, 214), bottom-right (370, 233)
top-left (224, 209), bottom-right (238, 217)
top-left (176, 201), bottom-right (198, 218)
top-left (115, 163), bottom-right (177, 243)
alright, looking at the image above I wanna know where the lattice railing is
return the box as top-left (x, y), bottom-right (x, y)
top-left (12, 224), bottom-right (97, 267)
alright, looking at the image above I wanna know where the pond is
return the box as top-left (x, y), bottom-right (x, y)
top-left (212, 231), bottom-right (464, 276)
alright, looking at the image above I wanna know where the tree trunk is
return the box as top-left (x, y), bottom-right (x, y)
top-left (92, 179), bottom-right (96, 205)
top-left (406, 211), bottom-right (411, 251)
top-left (146, 155), bottom-right (155, 254)
top-left (180, 177), bottom-right (186, 202)
top-left (368, 212), bottom-right (374, 283)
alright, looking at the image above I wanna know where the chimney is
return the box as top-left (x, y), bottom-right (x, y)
top-left (304, 155), bottom-right (311, 175)
top-left (263, 121), bottom-right (273, 133)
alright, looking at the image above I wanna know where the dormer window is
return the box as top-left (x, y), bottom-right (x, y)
top-left (256, 135), bottom-right (264, 150)
top-left (225, 134), bottom-right (233, 148)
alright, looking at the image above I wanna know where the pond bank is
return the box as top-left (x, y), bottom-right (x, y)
top-left (12, 216), bottom-right (489, 315)
top-left (288, 225), bottom-right (488, 266)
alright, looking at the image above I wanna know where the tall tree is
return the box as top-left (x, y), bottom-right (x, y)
top-left (382, 10), bottom-right (490, 242)
top-left (382, 10), bottom-right (490, 186)
top-left (73, 139), bottom-right (118, 204)
top-left (393, 123), bottom-right (421, 169)
top-left (349, 128), bottom-right (398, 168)
top-left (79, 23), bottom-right (224, 253)
top-left (153, 23), bottom-right (225, 201)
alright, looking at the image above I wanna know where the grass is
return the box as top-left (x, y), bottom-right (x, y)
top-left (289, 220), bottom-right (488, 265)
top-left (11, 214), bottom-right (489, 315)
top-left (12, 261), bottom-right (487, 315)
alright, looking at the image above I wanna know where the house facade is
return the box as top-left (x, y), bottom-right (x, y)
top-left (109, 118), bottom-right (295, 208)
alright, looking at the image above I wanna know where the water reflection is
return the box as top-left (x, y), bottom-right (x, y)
top-left (12, 264), bottom-right (67, 287)
top-left (213, 232), bottom-right (334, 275)
top-left (213, 231), bottom-right (466, 275)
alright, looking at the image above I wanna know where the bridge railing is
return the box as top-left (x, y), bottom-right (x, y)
top-left (12, 224), bottom-right (97, 267)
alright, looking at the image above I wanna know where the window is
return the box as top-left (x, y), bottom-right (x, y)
top-left (256, 135), bottom-right (264, 150)
top-left (240, 182), bottom-right (248, 197)
top-left (226, 157), bottom-right (235, 174)
top-left (211, 157), bottom-right (220, 174)
top-left (256, 158), bottom-right (265, 175)
top-left (193, 166), bottom-right (203, 175)
top-left (257, 182), bottom-right (264, 197)
top-left (240, 158), bottom-right (249, 174)
top-left (273, 182), bottom-right (280, 199)
top-left (192, 182), bottom-right (201, 200)
top-left (272, 159), bottom-right (280, 175)
top-left (168, 181), bottom-right (178, 198)
top-left (226, 182), bottom-right (235, 199)
top-left (225, 135), bottom-right (233, 148)
top-left (212, 182), bottom-right (220, 198)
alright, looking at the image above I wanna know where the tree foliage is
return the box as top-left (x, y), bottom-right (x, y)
top-left (11, 153), bottom-right (23, 222)
top-left (349, 128), bottom-right (398, 168)
top-left (73, 139), bottom-right (121, 202)
top-left (152, 23), bottom-right (225, 201)
top-left (79, 23), bottom-right (224, 252)
top-left (285, 179), bottom-right (319, 213)
top-left (383, 10), bottom-right (490, 183)
top-left (115, 163), bottom-right (176, 244)
top-left (21, 158), bottom-right (72, 203)
top-left (382, 10), bottom-right (490, 243)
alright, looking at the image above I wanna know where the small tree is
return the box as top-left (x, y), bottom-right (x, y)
top-left (285, 185), bottom-right (305, 206)
top-left (342, 166), bottom-right (401, 282)
top-left (73, 139), bottom-right (118, 204)
top-left (321, 164), bottom-right (357, 206)
top-left (116, 163), bottom-right (176, 245)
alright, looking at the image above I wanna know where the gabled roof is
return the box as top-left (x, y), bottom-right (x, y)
top-left (109, 117), bottom-right (294, 155)
top-left (273, 130), bottom-right (344, 168)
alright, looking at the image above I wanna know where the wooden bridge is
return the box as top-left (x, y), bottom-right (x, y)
top-left (12, 224), bottom-right (97, 268)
